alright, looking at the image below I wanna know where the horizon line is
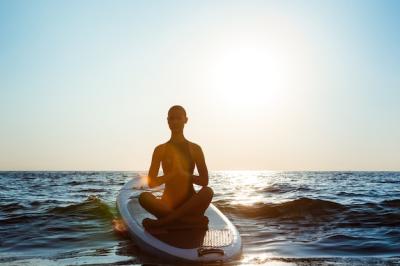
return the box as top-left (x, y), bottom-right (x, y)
top-left (0, 169), bottom-right (399, 172)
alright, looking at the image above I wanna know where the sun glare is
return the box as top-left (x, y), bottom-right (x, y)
top-left (206, 42), bottom-right (295, 111)
top-left (199, 24), bottom-right (314, 120)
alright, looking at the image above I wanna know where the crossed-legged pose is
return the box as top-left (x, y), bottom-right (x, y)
top-left (139, 105), bottom-right (213, 230)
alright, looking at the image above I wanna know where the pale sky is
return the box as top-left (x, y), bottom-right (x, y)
top-left (1, 0), bottom-right (399, 171)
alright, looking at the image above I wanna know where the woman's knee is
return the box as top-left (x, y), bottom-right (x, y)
top-left (199, 186), bottom-right (214, 201)
top-left (138, 192), bottom-right (153, 207)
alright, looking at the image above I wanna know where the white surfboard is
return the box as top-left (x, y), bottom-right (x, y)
top-left (116, 177), bottom-right (242, 262)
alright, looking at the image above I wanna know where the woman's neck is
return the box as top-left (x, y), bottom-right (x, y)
top-left (169, 132), bottom-right (186, 143)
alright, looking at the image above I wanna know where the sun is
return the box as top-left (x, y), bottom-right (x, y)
top-left (204, 40), bottom-right (297, 113)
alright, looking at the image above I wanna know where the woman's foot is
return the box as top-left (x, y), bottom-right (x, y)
top-left (176, 215), bottom-right (209, 225)
top-left (142, 217), bottom-right (162, 228)
top-left (142, 218), bottom-right (169, 234)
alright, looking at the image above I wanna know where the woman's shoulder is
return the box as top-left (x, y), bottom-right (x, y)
top-left (187, 141), bottom-right (203, 153)
top-left (154, 143), bottom-right (168, 154)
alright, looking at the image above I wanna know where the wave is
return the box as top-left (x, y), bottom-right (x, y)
top-left (322, 234), bottom-right (369, 242)
top-left (215, 197), bottom-right (346, 219)
top-left (79, 188), bottom-right (106, 193)
top-left (336, 191), bottom-right (367, 197)
top-left (65, 180), bottom-right (100, 186)
top-left (0, 203), bottom-right (28, 213)
top-left (1, 196), bottom-right (114, 227)
top-left (48, 195), bottom-right (114, 220)
top-left (382, 199), bottom-right (400, 208)
top-left (214, 197), bottom-right (400, 226)
top-left (260, 184), bottom-right (312, 194)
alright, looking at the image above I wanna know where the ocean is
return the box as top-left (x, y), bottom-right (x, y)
top-left (0, 171), bottom-right (399, 266)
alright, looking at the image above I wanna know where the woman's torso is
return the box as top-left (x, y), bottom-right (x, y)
top-left (161, 140), bottom-right (195, 209)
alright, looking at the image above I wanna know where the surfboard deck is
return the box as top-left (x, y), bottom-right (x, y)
top-left (116, 178), bottom-right (242, 262)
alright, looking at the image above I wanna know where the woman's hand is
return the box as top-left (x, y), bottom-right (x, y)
top-left (164, 154), bottom-right (191, 184)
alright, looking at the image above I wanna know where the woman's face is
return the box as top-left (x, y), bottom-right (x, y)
top-left (167, 109), bottom-right (187, 132)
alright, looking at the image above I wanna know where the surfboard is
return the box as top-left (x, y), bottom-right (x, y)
top-left (116, 177), bottom-right (242, 262)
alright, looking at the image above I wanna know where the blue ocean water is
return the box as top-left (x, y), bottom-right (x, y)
top-left (0, 171), bottom-right (399, 265)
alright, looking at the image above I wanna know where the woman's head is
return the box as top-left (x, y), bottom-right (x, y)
top-left (167, 105), bottom-right (187, 133)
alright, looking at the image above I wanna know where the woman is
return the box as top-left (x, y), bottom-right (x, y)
top-left (139, 105), bottom-right (213, 230)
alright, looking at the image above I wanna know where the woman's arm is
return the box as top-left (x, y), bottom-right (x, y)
top-left (147, 145), bottom-right (171, 188)
top-left (192, 145), bottom-right (209, 187)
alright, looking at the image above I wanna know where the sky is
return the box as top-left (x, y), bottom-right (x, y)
top-left (0, 0), bottom-right (399, 171)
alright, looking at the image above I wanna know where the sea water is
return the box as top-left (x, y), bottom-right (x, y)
top-left (0, 171), bottom-right (399, 265)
